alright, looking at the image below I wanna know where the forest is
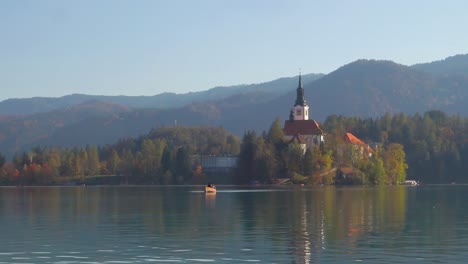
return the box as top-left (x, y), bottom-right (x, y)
top-left (0, 127), bottom-right (239, 185)
top-left (322, 110), bottom-right (468, 183)
top-left (0, 110), bottom-right (466, 185)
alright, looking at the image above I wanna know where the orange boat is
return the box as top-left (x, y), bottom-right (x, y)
top-left (205, 184), bottom-right (216, 193)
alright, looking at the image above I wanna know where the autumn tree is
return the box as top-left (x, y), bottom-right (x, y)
top-left (86, 145), bottom-right (100, 176)
top-left (383, 143), bottom-right (408, 184)
top-left (108, 149), bottom-right (121, 175)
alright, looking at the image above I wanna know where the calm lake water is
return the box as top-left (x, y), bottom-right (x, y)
top-left (0, 185), bottom-right (467, 263)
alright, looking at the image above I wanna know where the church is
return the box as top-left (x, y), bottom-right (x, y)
top-left (283, 74), bottom-right (325, 152)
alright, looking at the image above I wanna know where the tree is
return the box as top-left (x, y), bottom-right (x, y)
top-left (368, 156), bottom-right (386, 185)
top-left (286, 141), bottom-right (304, 177)
top-left (86, 145), bottom-right (100, 176)
top-left (46, 150), bottom-right (61, 177)
top-left (303, 148), bottom-right (314, 176)
top-left (79, 149), bottom-right (89, 176)
top-left (236, 131), bottom-right (258, 184)
top-left (108, 149), bottom-right (121, 175)
top-left (255, 137), bottom-right (277, 184)
top-left (140, 139), bottom-right (160, 176)
top-left (267, 117), bottom-right (284, 144)
top-left (119, 149), bottom-right (134, 184)
top-left (161, 147), bottom-right (173, 174)
top-left (226, 135), bottom-right (240, 154)
top-left (383, 143), bottom-right (408, 184)
top-left (175, 147), bottom-right (191, 183)
top-left (0, 152), bottom-right (5, 168)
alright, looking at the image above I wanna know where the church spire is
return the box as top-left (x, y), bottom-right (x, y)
top-left (298, 69), bottom-right (303, 89)
top-left (294, 71), bottom-right (307, 106)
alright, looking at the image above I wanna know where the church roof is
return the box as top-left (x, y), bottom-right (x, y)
top-left (283, 120), bottom-right (323, 135)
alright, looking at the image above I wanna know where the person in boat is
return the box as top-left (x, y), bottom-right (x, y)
top-left (207, 183), bottom-right (215, 188)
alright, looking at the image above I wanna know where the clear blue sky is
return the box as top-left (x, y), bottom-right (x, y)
top-left (1, 0), bottom-right (467, 101)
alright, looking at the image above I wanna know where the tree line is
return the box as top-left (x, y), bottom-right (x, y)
top-left (0, 126), bottom-right (239, 185)
top-left (0, 110), bottom-right (465, 185)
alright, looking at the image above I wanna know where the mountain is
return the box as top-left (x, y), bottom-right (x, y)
top-left (301, 60), bottom-right (438, 119)
top-left (2, 54), bottom-right (468, 158)
top-left (0, 73), bottom-right (324, 116)
top-left (216, 57), bottom-right (468, 133)
top-left (17, 59), bottom-right (468, 150)
top-left (411, 54), bottom-right (468, 75)
top-left (263, 59), bottom-right (468, 122)
top-left (0, 101), bottom-right (131, 155)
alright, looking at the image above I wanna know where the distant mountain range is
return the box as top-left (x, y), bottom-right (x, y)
top-left (1, 54), bottom-right (468, 157)
top-left (0, 73), bottom-right (324, 115)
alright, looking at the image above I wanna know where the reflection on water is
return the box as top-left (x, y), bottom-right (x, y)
top-left (0, 185), bottom-right (467, 263)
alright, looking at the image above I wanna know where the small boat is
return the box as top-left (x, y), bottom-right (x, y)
top-left (404, 180), bottom-right (419, 186)
top-left (205, 183), bottom-right (216, 193)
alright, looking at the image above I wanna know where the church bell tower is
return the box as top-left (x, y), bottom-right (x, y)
top-left (290, 73), bottom-right (309, 121)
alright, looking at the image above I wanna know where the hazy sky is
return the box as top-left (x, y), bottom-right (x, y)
top-left (1, 0), bottom-right (467, 101)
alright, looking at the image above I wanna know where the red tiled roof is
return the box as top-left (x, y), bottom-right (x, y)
top-left (343, 133), bottom-right (367, 147)
top-left (283, 120), bottom-right (323, 136)
top-left (339, 167), bottom-right (354, 174)
top-left (343, 132), bottom-right (373, 154)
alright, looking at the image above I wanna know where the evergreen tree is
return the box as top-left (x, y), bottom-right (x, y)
top-left (267, 117), bottom-right (284, 144)
top-left (175, 147), bottom-right (191, 183)
top-left (237, 131), bottom-right (257, 184)
top-left (255, 137), bottom-right (277, 184)
top-left (161, 147), bottom-right (172, 171)
top-left (119, 149), bottom-right (134, 183)
top-left (0, 152), bottom-right (5, 168)
top-left (303, 148), bottom-right (314, 176)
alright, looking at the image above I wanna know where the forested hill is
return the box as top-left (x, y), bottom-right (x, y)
top-left (276, 59), bottom-right (468, 121)
top-left (411, 54), bottom-right (468, 75)
top-left (0, 73), bottom-right (324, 115)
top-left (240, 57), bottom-right (468, 129)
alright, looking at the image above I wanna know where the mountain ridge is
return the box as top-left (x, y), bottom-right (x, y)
top-left (411, 54), bottom-right (468, 75)
top-left (0, 73), bottom-right (324, 116)
top-left (1, 54), bottom-right (468, 158)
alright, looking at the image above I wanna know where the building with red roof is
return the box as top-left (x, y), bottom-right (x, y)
top-left (343, 133), bottom-right (367, 148)
top-left (343, 132), bottom-right (373, 158)
top-left (336, 132), bottom-right (373, 167)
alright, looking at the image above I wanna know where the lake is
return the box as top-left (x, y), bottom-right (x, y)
top-left (0, 185), bottom-right (467, 263)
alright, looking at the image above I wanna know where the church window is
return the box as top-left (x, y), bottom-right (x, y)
top-left (296, 109), bottom-right (301, 115)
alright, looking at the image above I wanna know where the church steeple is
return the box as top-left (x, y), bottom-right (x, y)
top-left (294, 72), bottom-right (307, 106)
top-left (290, 71), bottom-right (310, 121)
